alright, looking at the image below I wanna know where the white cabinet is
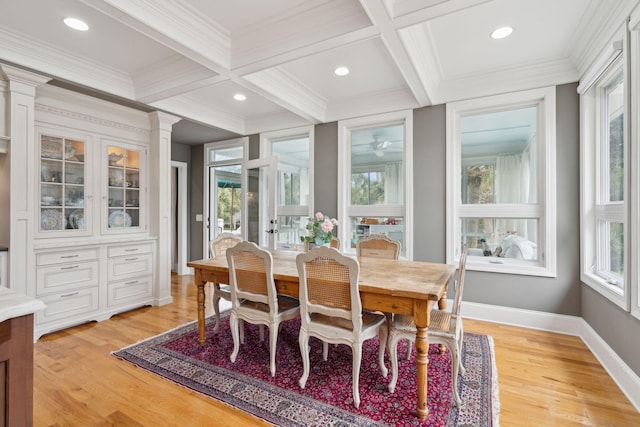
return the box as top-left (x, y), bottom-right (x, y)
top-left (106, 241), bottom-right (154, 310)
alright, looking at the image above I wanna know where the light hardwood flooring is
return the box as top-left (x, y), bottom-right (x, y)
top-left (33, 274), bottom-right (640, 426)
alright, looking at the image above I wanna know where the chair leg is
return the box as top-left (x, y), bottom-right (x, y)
top-left (298, 330), bottom-right (310, 389)
top-left (239, 319), bottom-right (245, 344)
top-left (230, 313), bottom-right (241, 363)
top-left (322, 342), bottom-right (329, 361)
top-left (388, 333), bottom-right (400, 393)
top-left (212, 292), bottom-right (222, 333)
top-left (450, 342), bottom-right (462, 406)
top-left (259, 324), bottom-right (265, 342)
top-left (378, 325), bottom-right (388, 378)
top-left (352, 344), bottom-right (362, 409)
top-left (404, 339), bottom-right (412, 360)
top-left (269, 322), bottom-right (278, 377)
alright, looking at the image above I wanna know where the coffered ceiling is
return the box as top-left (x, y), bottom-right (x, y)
top-left (0, 0), bottom-right (635, 144)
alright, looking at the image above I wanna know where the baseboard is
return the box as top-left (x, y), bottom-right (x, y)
top-left (460, 301), bottom-right (640, 413)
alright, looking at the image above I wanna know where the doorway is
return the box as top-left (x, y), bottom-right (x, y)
top-left (171, 161), bottom-right (189, 275)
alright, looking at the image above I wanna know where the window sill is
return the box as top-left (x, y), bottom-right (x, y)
top-left (465, 256), bottom-right (556, 277)
top-left (581, 271), bottom-right (628, 311)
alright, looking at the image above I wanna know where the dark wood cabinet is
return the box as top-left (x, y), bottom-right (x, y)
top-left (0, 314), bottom-right (34, 427)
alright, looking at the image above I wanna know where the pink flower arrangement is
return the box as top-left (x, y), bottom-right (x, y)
top-left (301, 211), bottom-right (338, 245)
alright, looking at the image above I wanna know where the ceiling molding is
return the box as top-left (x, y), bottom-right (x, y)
top-left (241, 68), bottom-right (327, 123)
top-left (83, 0), bottom-right (231, 72)
top-left (432, 58), bottom-right (578, 105)
top-left (132, 56), bottom-right (221, 103)
top-left (231, 0), bottom-right (371, 71)
top-left (149, 94), bottom-right (246, 136)
top-left (359, 0), bottom-right (431, 106)
top-left (244, 111), bottom-right (311, 136)
top-left (391, 0), bottom-right (492, 28)
top-left (326, 86), bottom-right (417, 122)
top-left (398, 22), bottom-right (441, 105)
top-left (0, 27), bottom-right (135, 99)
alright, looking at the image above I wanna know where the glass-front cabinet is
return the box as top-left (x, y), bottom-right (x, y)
top-left (105, 142), bottom-right (145, 232)
top-left (39, 134), bottom-right (87, 234)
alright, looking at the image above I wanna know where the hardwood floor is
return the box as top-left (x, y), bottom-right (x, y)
top-left (34, 274), bottom-right (640, 426)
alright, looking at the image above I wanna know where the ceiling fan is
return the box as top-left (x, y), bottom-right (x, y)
top-left (370, 137), bottom-right (391, 157)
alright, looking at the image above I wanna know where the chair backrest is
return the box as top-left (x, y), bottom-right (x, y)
top-left (226, 241), bottom-right (276, 310)
top-left (356, 234), bottom-right (400, 259)
top-left (296, 246), bottom-right (362, 334)
top-left (451, 244), bottom-right (468, 316)
top-left (210, 232), bottom-right (242, 258)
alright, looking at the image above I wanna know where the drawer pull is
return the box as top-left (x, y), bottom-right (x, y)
top-left (125, 248), bottom-right (139, 252)
top-left (60, 291), bottom-right (79, 298)
top-left (60, 265), bottom-right (80, 270)
top-left (125, 257), bottom-right (139, 262)
top-left (61, 254), bottom-right (79, 259)
top-left (125, 280), bottom-right (138, 285)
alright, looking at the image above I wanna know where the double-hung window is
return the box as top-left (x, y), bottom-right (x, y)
top-left (446, 87), bottom-right (556, 276)
top-left (580, 29), bottom-right (629, 310)
top-left (338, 110), bottom-right (413, 258)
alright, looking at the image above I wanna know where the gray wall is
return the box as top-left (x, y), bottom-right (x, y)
top-left (313, 122), bottom-right (339, 220)
top-left (189, 144), bottom-right (204, 261)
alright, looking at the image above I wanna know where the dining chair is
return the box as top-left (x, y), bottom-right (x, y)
top-left (356, 233), bottom-right (400, 259)
top-left (296, 246), bottom-right (388, 409)
top-left (387, 244), bottom-right (469, 406)
top-left (208, 232), bottom-right (243, 333)
top-left (226, 241), bottom-right (300, 377)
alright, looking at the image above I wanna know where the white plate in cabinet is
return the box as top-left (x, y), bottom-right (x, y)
top-left (107, 276), bottom-right (153, 308)
top-left (107, 253), bottom-right (153, 282)
top-left (108, 242), bottom-right (153, 258)
top-left (37, 247), bottom-right (99, 266)
top-left (36, 260), bottom-right (100, 296)
top-left (35, 287), bottom-right (99, 325)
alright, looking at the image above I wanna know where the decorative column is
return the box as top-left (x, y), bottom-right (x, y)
top-left (149, 111), bottom-right (181, 306)
top-left (0, 65), bottom-right (49, 294)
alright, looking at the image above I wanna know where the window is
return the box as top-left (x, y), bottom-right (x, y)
top-left (447, 87), bottom-right (556, 276)
top-left (338, 111), bottom-right (413, 258)
top-left (581, 44), bottom-right (629, 309)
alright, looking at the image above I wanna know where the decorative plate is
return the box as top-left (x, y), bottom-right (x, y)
top-left (68, 209), bottom-right (84, 229)
top-left (41, 209), bottom-right (64, 231)
top-left (108, 210), bottom-right (132, 228)
top-left (64, 141), bottom-right (76, 160)
top-left (41, 138), bottom-right (63, 160)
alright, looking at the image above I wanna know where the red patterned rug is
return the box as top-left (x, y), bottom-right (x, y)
top-left (113, 314), bottom-right (499, 426)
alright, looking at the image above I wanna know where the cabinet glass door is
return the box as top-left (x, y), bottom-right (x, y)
top-left (107, 145), bottom-right (141, 229)
top-left (39, 135), bottom-right (86, 233)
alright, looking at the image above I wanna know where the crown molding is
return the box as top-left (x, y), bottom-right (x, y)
top-left (83, 0), bottom-right (231, 72)
top-left (149, 94), bottom-right (246, 136)
top-left (432, 57), bottom-right (578, 105)
top-left (244, 111), bottom-right (311, 136)
top-left (398, 22), bottom-right (441, 106)
top-left (241, 68), bottom-right (327, 123)
top-left (0, 27), bottom-right (135, 99)
top-left (326, 86), bottom-right (417, 122)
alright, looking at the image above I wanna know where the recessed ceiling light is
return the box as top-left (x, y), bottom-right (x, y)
top-left (334, 66), bottom-right (350, 76)
top-left (64, 17), bottom-right (89, 31)
top-left (233, 93), bottom-right (246, 101)
top-left (491, 26), bottom-right (513, 40)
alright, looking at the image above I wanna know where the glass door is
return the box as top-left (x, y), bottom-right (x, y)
top-left (245, 158), bottom-right (276, 248)
top-left (39, 134), bottom-right (87, 234)
top-left (106, 144), bottom-right (143, 231)
top-left (208, 164), bottom-right (242, 243)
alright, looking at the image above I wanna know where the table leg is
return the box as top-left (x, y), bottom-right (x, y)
top-left (196, 279), bottom-right (206, 346)
top-left (414, 300), bottom-right (433, 420)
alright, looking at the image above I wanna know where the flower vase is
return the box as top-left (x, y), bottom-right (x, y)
top-left (305, 241), bottom-right (330, 252)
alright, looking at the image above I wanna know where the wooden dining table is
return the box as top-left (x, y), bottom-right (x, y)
top-left (187, 250), bottom-right (456, 419)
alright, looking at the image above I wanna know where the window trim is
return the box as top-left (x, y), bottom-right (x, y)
top-left (337, 110), bottom-right (413, 259)
top-left (631, 14), bottom-right (640, 320)
top-left (446, 86), bottom-right (557, 277)
top-left (581, 26), bottom-right (630, 311)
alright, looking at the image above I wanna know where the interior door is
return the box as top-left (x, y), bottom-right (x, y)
top-left (245, 158), bottom-right (276, 248)
top-left (208, 163), bottom-right (242, 251)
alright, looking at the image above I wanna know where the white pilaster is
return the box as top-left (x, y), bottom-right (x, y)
top-left (0, 65), bottom-right (49, 294)
top-left (149, 111), bottom-right (181, 306)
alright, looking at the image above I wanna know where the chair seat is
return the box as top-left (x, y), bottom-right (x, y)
top-left (310, 310), bottom-right (385, 331)
top-left (240, 295), bottom-right (300, 314)
top-left (392, 310), bottom-right (451, 333)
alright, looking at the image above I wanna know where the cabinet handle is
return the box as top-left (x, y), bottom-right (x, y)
top-left (60, 265), bottom-right (79, 270)
top-left (125, 257), bottom-right (138, 261)
top-left (61, 254), bottom-right (79, 259)
top-left (125, 280), bottom-right (138, 285)
top-left (60, 291), bottom-right (79, 298)
top-left (125, 248), bottom-right (139, 252)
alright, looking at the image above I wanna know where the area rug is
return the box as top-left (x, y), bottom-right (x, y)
top-left (113, 314), bottom-right (499, 426)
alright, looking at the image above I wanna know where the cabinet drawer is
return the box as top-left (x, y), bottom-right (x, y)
top-left (36, 260), bottom-right (100, 296)
top-left (36, 287), bottom-right (99, 325)
top-left (107, 253), bottom-right (153, 282)
top-left (36, 248), bottom-right (99, 266)
top-left (108, 242), bottom-right (153, 258)
top-left (107, 276), bottom-right (153, 308)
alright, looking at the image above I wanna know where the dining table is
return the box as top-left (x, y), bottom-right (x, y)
top-left (187, 249), bottom-right (456, 419)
